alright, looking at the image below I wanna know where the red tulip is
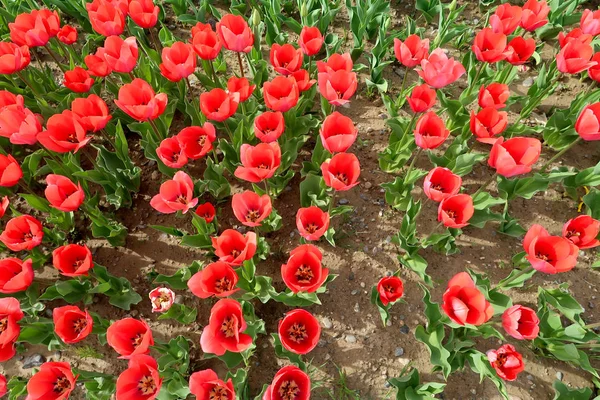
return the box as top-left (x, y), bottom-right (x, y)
top-left (200, 299), bottom-right (252, 356)
top-left (0, 374), bottom-right (5, 397)
top-left (281, 244), bottom-right (328, 294)
top-left (129, 0), bottom-right (159, 29)
top-left (417, 48), bottom-right (465, 88)
top-left (393, 35), bottom-right (430, 68)
top-left (296, 206), bottom-right (330, 241)
top-left (263, 76), bottom-right (300, 112)
top-left (524, 224), bottom-right (578, 274)
top-left (189, 369), bottom-right (235, 400)
top-left (232, 190), bottom-right (272, 227)
top-left (26, 362), bottom-right (77, 400)
top-left (299, 26), bottom-right (323, 56)
top-left (318, 70), bottom-right (358, 106)
top-left (45, 174), bottom-right (85, 212)
top-left (505, 36), bottom-right (536, 66)
top-left (200, 88), bottom-right (239, 121)
top-left (0, 103), bottom-right (42, 145)
top-left (0, 297), bottom-right (23, 361)
top-left (472, 28), bottom-right (507, 63)
top-left (502, 305), bottom-right (539, 340)
top-left (270, 44), bottom-right (303, 75)
top-left (58, 25), bottom-right (78, 45)
top-left (407, 84), bottom-right (436, 113)
top-left (423, 167), bottom-right (462, 202)
top-left (188, 261), bottom-right (239, 299)
top-left (98, 35), bottom-right (138, 73)
top-left (71, 94), bottom-right (111, 132)
top-left (413, 111), bottom-right (450, 149)
top-left (321, 152), bottom-right (360, 191)
top-left (438, 194), bottom-right (474, 229)
top-left (490, 4), bottom-right (522, 35)
top-left (195, 202), bottom-right (216, 223)
top-left (150, 171), bottom-right (198, 214)
top-left (254, 111), bottom-right (285, 143)
top-left (470, 107), bottom-right (508, 144)
top-left (278, 309), bottom-right (320, 355)
top-left (562, 215), bottom-right (600, 249)
top-left (0, 42), bottom-right (30, 75)
top-left (487, 344), bottom-right (525, 381)
top-left (0, 154), bottom-right (22, 187)
top-left (262, 366), bottom-right (310, 400)
top-left (64, 67), bottom-right (94, 93)
top-left (0, 258), bottom-right (33, 293)
top-left (0, 90), bottom-right (23, 108)
top-left (191, 21), bottom-right (214, 36)
top-left (191, 25), bottom-right (222, 60)
top-left (116, 354), bottom-right (162, 400)
top-left (0, 215), bottom-right (43, 251)
top-left (320, 111), bottom-right (357, 153)
top-left (211, 229), bottom-right (257, 266)
top-left (53, 305), bottom-right (93, 344)
top-left (478, 83), bottom-right (509, 109)
top-left (377, 276), bottom-right (404, 306)
top-left (107, 318), bottom-right (153, 359)
top-left (291, 69), bottom-right (316, 92)
top-left (0, 196), bottom-right (8, 219)
top-left (557, 39), bottom-right (596, 74)
top-left (442, 272), bottom-right (493, 326)
top-left (176, 124), bottom-right (216, 159)
top-left (576, 102), bottom-right (600, 141)
top-left (558, 29), bottom-right (592, 49)
top-left (52, 244), bottom-right (93, 277)
top-left (9, 9), bottom-right (60, 47)
top-left (38, 110), bottom-right (90, 153)
top-left (115, 78), bottom-right (167, 121)
top-left (156, 137), bottom-right (188, 169)
top-left (227, 77), bottom-right (255, 102)
top-left (580, 9), bottom-right (600, 35)
top-left (86, 0), bottom-right (125, 37)
top-left (317, 53), bottom-right (353, 73)
top-left (159, 42), bottom-right (197, 82)
top-left (148, 287), bottom-right (175, 313)
top-left (216, 14), bottom-right (254, 53)
top-left (84, 52), bottom-right (112, 77)
top-left (520, 0), bottom-right (550, 31)
top-left (234, 142), bottom-right (281, 183)
top-left (488, 137), bottom-right (541, 177)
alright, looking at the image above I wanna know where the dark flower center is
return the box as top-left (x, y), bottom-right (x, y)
top-left (565, 230), bottom-right (580, 238)
top-left (198, 135), bottom-right (207, 147)
top-left (0, 317), bottom-right (7, 333)
top-left (305, 223), bottom-right (319, 234)
top-left (152, 291), bottom-right (171, 309)
top-left (73, 318), bottom-right (87, 334)
top-left (278, 380), bottom-right (300, 400)
top-left (287, 322), bottom-right (308, 343)
top-left (209, 384), bottom-right (229, 400)
top-left (258, 164), bottom-right (269, 169)
top-left (295, 265), bottom-right (314, 283)
top-left (495, 352), bottom-right (508, 368)
top-left (431, 184), bottom-right (444, 191)
top-left (536, 252), bottom-right (551, 262)
top-left (138, 375), bottom-right (157, 395)
top-left (220, 316), bottom-right (236, 338)
top-left (132, 333), bottom-right (144, 348)
top-left (230, 249), bottom-right (241, 258)
top-left (53, 376), bottom-right (71, 394)
top-left (384, 284), bottom-right (395, 293)
top-left (446, 210), bottom-right (457, 219)
top-left (23, 232), bottom-right (33, 241)
top-left (214, 277), bottom-right (233, 293)
top-left (176, 195), bottom-right (188, 204)
top-left (334, 173), bottom-right (348, 185)
top-left (247, 210), bottom-right (260, 222)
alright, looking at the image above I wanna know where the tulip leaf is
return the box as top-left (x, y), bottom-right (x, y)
top-left (552, 380), bottom-right (593, 400)
top-left (158, 303), bottom-right (197, 324)
top-left (272, 333), bottom-right (306, 371)
top-left (466, 350), bottom-right (509, 400)
top-left (7, 377), bottom-right (27, 400)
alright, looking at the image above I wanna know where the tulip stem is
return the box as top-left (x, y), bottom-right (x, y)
top-left (328, 190), bottom-right (337, 215)
top-left (465, 62), bottom-right (486, 98)
top-left (223, 122), bottom-right (234, 142)
top-left (495, 266), bottom-right (534, 290)
top-left (399, 67), bottom-right (408, 96)
top-left (263, 180), bottom-right (270, 197)
top-left (148, 118), bottom-right (163, 142)
top-left (17, 180), bottom-right (37, 196)
top-left (307, 56), bottom-right (313, 78)
top-left (149, 28), bottom-right (162, 53)
top-left (15, 71), bottom-right (40, 96)
top-left (584, 322), bottom-right (600, 329)
top-left (128, 72), bottom-right (136, 82)
top-left (44, 44), bottom-right (67, 73)
top-left (184, 77), bottom-right (194, 98)
top-left (99, 129), bottom-right (116, 150)
top-left (472, 173), bottom-right (497, 198)
top-left (82, 148), bottom-right (97, 167)
top-left (405, 147), bottom-right (422, 181)
top-left (43, 150), bottom-right (66, 171)
top-left (208, 60), bottom-right (220, 87)
top-left (539, 137), bottom-right (582, 173)
top-left (237, 52), bottom-right (245, 78)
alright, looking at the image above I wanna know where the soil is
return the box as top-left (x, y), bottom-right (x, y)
top-left (1, 1), bottom-right (600, 400)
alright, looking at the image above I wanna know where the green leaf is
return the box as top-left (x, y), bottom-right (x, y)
top-left (152, 261), bottom-right (202, 290)
top-left (553, 380), bottom-right (593, 400)
top-left (158, 303), bottom-right (197, 324)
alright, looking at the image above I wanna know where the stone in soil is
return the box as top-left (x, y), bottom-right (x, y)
top-left (23, 354), bottom-right (46, 369)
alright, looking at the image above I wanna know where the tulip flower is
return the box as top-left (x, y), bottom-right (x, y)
top-left (263, 76), bottom-right (300, 112)
top-left (318, 70), bottom-right (358, 106)
top-left (0, 90), bottom-right (23, 108)
top-left (234, 142), bottom-right (281, 183)
top-left (0, 215), bottom-right (43, 251)
top-left (0, 104), bottom-right (42, 145)
top-left (227, 77), bottom-right (255, 102)
top-left (52, 244), bottom-right (94, 277)
top-left (200, 299), bottom-right (252, 356)
top-left (490, 3), bottom-right (523, 35)
top-left (86, 0), bottom-right (125, 37)
top-left (26, 362), bottom-right (77, 399)
top-left (0, 258), bottom-right (33, 294)
top-left (0, 154), bottom-right (22, 187)
top-left (0, 42), bottom-right (30, 75)
top-left (321, 152), bottom-right (360, 191)
top-left (128, 0), bottom-right (160, 29)
top-left (38, 110), bottom-right (91, 153)
top-left (115, 78), bottom-right (168, 121)
top-left (488, 137), bottom-right (541, 177)
top-left (176, 124), bottom-right (217, 159)
top-left (291, 69), bottom-right (316, 92)
top-left (393, 35), bottom-right (430, 68)
top-left (438, 194), bottom-right (474, 229)
top-left (159, 42), bottom-right (197, 82)
top-left (575, 102), bottom-right (600, 141)
top-left (505, 36), bottom-right (536, 66)
top-left (71, 94), bottom-right (112, 132)
top-left (45, 174), bottom-right (85, 212)
top-left (442, 272), bottom-right (494, 326)
top-left (557, 39), bottom-right (596, 74)
top-left (487, 344), bottom-right (525, 381)
top-left (562, 215), bottom-right (600, 249)
top-left (58, 25), bottom-right (78, 44)
top-left (116, 355), bottom-right (162, 400)
top-left (156, 137), bottom-right (188, 169)
top-left (270, 44), bottom-right (303, 75)
top-left (189, 369), bottom-right (235, 400)
top-left (64, 67), bottom-right (94, 93)
top-left (377, 276), bottom-right (404, 306)
top-left (0, 297), bottom-right (23, 361)
top-left (150, 171), bottom-right (198, 214)
top-left (317, 53), bottom-right (353, 73)
top-left (262, 366), bottom-right (310, 400)
top-left (211, 229), bottom-right (257, 266)
top-left (188, 261), bottom-right (239, 299)
top-left (9, 9), bottom-right (60, 47)
top-left (413, 111), bottom-right (450, 149)
top-left (320, 111), bottom-right (358, 153)
top-left (580, 9), bottom-right (600, 35)
top-left (470, 107), bottom-right (508, 143)
top-left (278, 309), bottom-right (321, 355)
top-left (417, 48), bottom-right (465, 88)
top-left (296, 206), bottom-right (330, 241)
top-left (98, 35), bottom-right (138, 73)
top-left (231, 191), bottom-right (272, 227)
top-left (558, 29), bottom-right (592, 49)
top-left (523, 224), bottom-right (578, 274)
top-left (407, 84), bottom-right (436, 113)
top-left (423, 167), bottom-right (462, 202)
top-left (216, 14), bottom-right (254, 53)
top-left (0, 197), bottom-right (8, 219)
top-left (195, 202), bottom-right (216, 223)
top-left (107, 318), bottom-right (154, 359)
top-left (520, 0), bottom-right (550, 31)
top-left (84, 52), bottom-right (112, 77)
top-left (478, 83), bottom-right (509, 109)
top-left (200, 88), bottom-right (239, 121)
top-left (0, 375), bottom-right (5, 397)
top-left (148, 287), bottom-right (175, 312)
top-left (191, 24), bottom-right (222, 60)
top-left (281, 244), bottom-right (328, 294)
top-left (299, 26), bottom-right (324, 56)
top-left (53, 305), bottom-right (93, 344)
top-left (502, 305), bottom-right (539, 340)
top-left (472, 28), bottom-right (508, 63)
top-left (254, 111), bottom-right (285, 143)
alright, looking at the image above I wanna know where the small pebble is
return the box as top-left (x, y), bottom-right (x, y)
top-left (321, 317), bottom-right (333, 329)
top-left (394, 347), bottom-right (405, 357)
top-left (345, 334), bottom-right (357, 344)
